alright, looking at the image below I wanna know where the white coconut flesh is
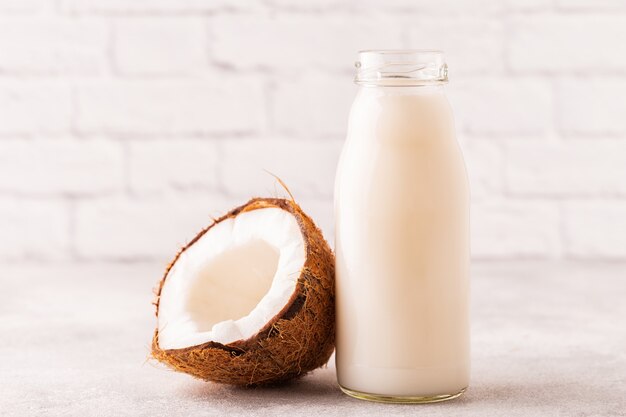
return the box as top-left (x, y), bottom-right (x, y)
top-left (157, 207), bottom-right (306, 350)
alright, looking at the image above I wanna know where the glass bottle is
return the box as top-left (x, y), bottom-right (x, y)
top-left (334, 50), bottom-right (470, 403)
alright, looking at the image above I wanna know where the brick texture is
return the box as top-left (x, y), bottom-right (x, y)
top-left (556, 0), bottom-right (626, 12)
top-left (508, 15), bottom-right (626, 72)
top-left (1, 2), bottom-right (624, 263)
top-left (61, 0), bottom-right (261, 14)
top-left (74, 196), bottom-right (241, 260)
top-left (0, 0), bottom-right (50, 13)
top-left (271, 74), bottom-right (354, 138)
top-left (407, 18), bottom-right (504, 75)
top-left (564, 203), bottom-right (626, 259)
top-left (0, 81), bottom-right (72, 135)
top-left (451, 77), bottom-right (552, 136)
top-left (0, 17), bottom-right (107, 75)
top-left (0, 139), bottom-right (124, 195)
top-left (463, 139), bottom-right (503, 200)
top-left (113, 17), bottom-right (208, 75)
top-left (557, 78), bottom-right (626, 136)
top-left (220, 138), bottom-right (342, 199)
top-left (471, 201), bottom-right (560, 259)
top-left (505, 140), bottom-right (626, 196)
top-left (75, 78), bottom-right (265, 135)
top-left (211, 15), bottom-right (404, 71)
top-left (0, 200), bottom-right (70, 261)
top-left (128, 139), bottom-right (219, 194)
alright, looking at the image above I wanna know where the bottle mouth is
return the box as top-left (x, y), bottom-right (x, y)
top-left (355, 50), bottom-right (448, 86)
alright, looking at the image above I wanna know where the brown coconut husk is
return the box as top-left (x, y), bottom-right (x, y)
top-left (151, 198), bottom-right (335, 386)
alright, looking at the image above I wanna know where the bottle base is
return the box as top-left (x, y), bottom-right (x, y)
top-left (339, 385), bottom-right (467, 404)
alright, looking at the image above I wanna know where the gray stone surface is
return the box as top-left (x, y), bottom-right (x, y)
top-left (1, 262), bottom-right (625, 416)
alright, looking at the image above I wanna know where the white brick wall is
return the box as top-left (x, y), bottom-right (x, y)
top-left (2, 1), bottom-right (625, 266)
top-left (463, 139), bottom-right (503, 200)
top-left (505, 140), bottom-right (626, 196)
top-left (271, 74), bottom-right (354, 137)
top-left (211, 15), bottom-right (404, 72)
top-left (220, 138), bottom-right (342, 199)
top-left (452, 77), bottom-right (553, 136)
top-left (0, 0), bottom-right (50, 13)
top-left (128, 140), bottom-right (220, 194)
top-left (74, 78), bottom-right (265, 135)
top-left (0, 200), bottom-right (70, 261)
top-left (564, 202), bottom-right (626, 259)
top-left (61, 0), bottom-right (258, 14)
top-left (0, 139), bottom-right (124, 195)
top-left (113, 17), bottom-right (208, 75)
top-left (74, 196), bottom-right (239, 260)
top-left (557, 78), bottom-right (626, 136)
top-left (407, 17), bottom-right (504, 75)
top-left (0, 81), bottom-right (72, 134)
top-left (508, 15), bottom-right (626, 72)
top-left (0, 17), bottom-right (107, 75)
top-left (471, 200), bottom-right (560, 259)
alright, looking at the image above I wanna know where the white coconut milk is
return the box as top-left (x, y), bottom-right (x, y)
top-left (334, 51), bottom-right (470, 401)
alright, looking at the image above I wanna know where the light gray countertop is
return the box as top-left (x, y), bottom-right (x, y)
top-left (2, 262), bottom-right (625, 416)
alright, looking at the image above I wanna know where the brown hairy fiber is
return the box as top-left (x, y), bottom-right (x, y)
top-left (151, 198), bottom-right (335, 386)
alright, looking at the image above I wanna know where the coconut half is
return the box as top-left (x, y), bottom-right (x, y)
top-left (151, 198), bottom-right (335, 385)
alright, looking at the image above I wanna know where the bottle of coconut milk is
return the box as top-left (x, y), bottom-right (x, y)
top-left (334, 50), bottom-right (470, 403)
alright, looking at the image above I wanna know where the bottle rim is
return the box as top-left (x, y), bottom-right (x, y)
top-left (355, 50), bottom-right (448, 86)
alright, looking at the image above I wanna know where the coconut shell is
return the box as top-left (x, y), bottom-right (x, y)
top-left (151, 198), bottom-right (335, 386)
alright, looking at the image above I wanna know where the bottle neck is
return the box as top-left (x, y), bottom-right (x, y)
top-left (356, 84), bottom-right (446, 97)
